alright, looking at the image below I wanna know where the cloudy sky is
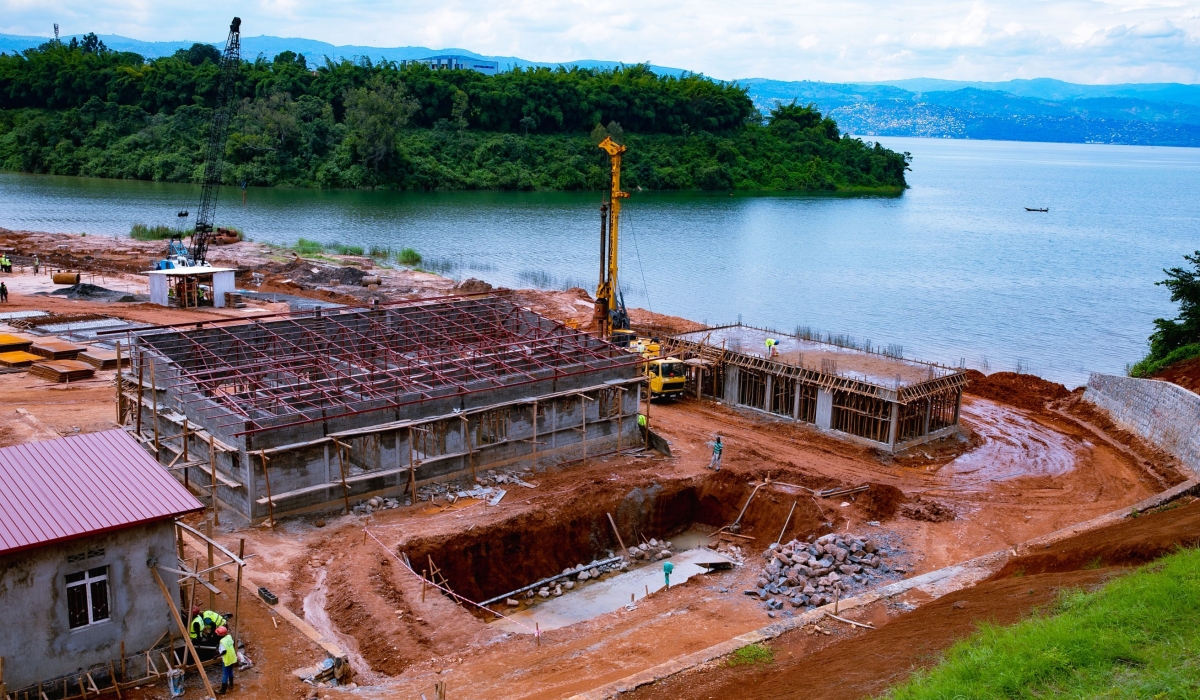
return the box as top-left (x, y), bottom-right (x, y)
top-left (3, 0), bottom-right (1199, 83)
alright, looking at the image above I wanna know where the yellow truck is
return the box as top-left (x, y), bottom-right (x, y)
top-left (627, 336), bottom-right (687, 399)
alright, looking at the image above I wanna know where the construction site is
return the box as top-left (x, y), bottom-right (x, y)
top-left (1, 20), bottom-right (1200, 700)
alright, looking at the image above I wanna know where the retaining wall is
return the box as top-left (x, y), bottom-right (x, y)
top-left (1083, 373), bottom-right (1200, 477)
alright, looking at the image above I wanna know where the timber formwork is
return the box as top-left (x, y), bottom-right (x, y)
top-left (665, 324), bottom-right (968, 453)
top-left (116, 295), bottom-right (643, 521)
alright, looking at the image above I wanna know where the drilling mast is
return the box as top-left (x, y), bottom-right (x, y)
top-left (164, 17), bottom-right (241, 268)
top-left (594, 136), bottom-right (630, 339)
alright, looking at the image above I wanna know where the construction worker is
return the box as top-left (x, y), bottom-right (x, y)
top-left (765, 338), bottom-right (778, 357)
top-left (707, 435), bottom-right (723, 471)
top-left (216, 626), bottom-right (236, 694)
top-left (637, 413), bottom-right (647, 429)
top-left (663, 560), bottom-right (674, 588)
top-left (189, 607), bottom-right (205, 639)
top-left (31, 255), bottom-right (38, 275)
top-left (0, 282), bottom-right (7, 303)
top-left (204, 609), bottom-right (228, 630)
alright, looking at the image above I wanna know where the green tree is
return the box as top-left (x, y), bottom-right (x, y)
top-left (1149, 251), bottom-right (1200, 358)
top-left (342, 77), bottom-right (418, 170)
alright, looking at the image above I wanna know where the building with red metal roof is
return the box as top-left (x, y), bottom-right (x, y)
top-left (0, 429), bottom-right (203, 692)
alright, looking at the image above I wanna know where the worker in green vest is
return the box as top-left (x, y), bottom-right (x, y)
top-left (765, 337), bottom-right (778, 357)
top-left (189, 607), bottom-right (205, 639)
top-left (217, 626), bottom-right (237, 694)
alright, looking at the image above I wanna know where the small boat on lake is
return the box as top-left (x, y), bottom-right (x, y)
top-left (1025, 207), bottom-right (1049, 212)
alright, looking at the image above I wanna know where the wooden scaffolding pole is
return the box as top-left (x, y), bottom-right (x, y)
top-left (149, 357), bottom-right (160, 458)
top-left (258, 450), bottom-right (275, 527)
top-left (333, 440), bottom-right (351, 514)
top-left (135, 352), bottom-right (144, 435)
top-left (205, 518), bottom-right (216, 611)
top-left (150, 567), bottom-right (216, 700)
top-left (232, 539), bottom-right (244, 644)
top-left (209, 434), bottom-right (218, 526)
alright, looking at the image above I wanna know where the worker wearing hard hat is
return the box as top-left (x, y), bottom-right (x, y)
top-left (765, 338), bottom-right (779, 357)
top-left (217, 626), bottom-right (237, 694)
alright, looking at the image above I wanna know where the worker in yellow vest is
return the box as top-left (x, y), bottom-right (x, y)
top-left (217, 626), bottom-right (237, 694)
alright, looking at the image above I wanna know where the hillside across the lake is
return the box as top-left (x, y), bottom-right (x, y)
top-left (0, 38), bottom-right (908, 192)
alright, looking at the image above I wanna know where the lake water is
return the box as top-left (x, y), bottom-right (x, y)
top-left (1, 136), bottom-right (1197, 387)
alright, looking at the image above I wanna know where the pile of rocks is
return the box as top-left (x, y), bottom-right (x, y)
top-left (628, 538), bottom-right (674, 562)
top-left (351, 496), bottom-right (402, 515)
top-left (414, 468), bottom-right (534, 503)
top-left (516, 556), bottom-right (631, 603)
top-left (747, 533), bottom-right (893, 611)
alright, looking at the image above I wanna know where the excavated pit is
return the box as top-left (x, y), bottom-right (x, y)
top-left (403, 470), bottom-right (829, 608)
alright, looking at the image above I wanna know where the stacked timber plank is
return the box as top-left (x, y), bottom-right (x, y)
top-left (79, 348), bottom-right (126, 370)
top-left (29, 360), bottom-right (95, 383)
top-left (0, 333), bottom-right (33, 353)
top-left (224, 292), bottom-right (247, 309)
top-left (29, 339), bottom-right (84, 360)
top-left (0, 351), bottom-right (43, 368)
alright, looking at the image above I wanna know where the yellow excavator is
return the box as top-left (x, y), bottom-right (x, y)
top-left (593, 136), bottom-right (686, 399)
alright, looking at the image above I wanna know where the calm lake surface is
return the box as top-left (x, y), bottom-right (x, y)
top-left (1, 136), bottom-right (1197, 387)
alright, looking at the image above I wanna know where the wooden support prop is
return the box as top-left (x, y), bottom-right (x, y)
top-left (531, 400), bottom-right (538, 470)
top-left (150, 567), bottom-right (215, 700)
top-left (606, 512), bottom-right (629, 559)
top-left (209, 435), bottom-right (218, 525)
top-left (435, 680), bottom-right (447, 700)
top-left (106, 661), bottom-right (121, 699)
top-left (0, 656), bottom-right (5, 699)
top-left (114, 341), bottom-right (123, 424)
top-left (135, 353), bottom-right (144, 435)
top-left (187, 558), bottom-right (198, 626)
top-left (644, 382), bottom-right (651, 449)
top-left (777, 501), bottom-right (797, 544)
top-left (233, 539), bottom-right (244, 643)
top-left (206, 519), bottom-right (216, 611)
top-left (825, 611), bottom-right (874, 629)
top-left (421, 570), bottom-right (427, 602)
top-left (333, 440), bottom-right (351, 514)
top-left (149, 357), bottom-right (160, 458)
top-left (460, 415), bottom-right (475, 483)
top-left (407, 427), bottom-right (417, 499)
top-left (580, 395), bottom-right (587, 465)
top-left (833, 583), bottom-right (841, 615)
top-left (258, 450), bottom-right (275, 526)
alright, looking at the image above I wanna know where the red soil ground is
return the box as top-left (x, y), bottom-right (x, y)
top-left (1153, 355), bottom-right (1200, 394)
top-left (628, 497), bottom-right (1200, 700)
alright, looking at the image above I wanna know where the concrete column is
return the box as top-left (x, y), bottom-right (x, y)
top-left (923, 398), bottom-right (932, 437)
top-left (724, 366), bottom-right (740, 405)
top-left (792, 382), bottom-right (802, 420)
top-left (816, 389), bottom-right (833, 430)
top-left (887, 402), bottom-right (899, 450)
top-left (764, 374), bottom-right (774, 412)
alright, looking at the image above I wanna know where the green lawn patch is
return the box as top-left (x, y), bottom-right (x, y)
top-left (727, 643), bottom-right (774, 667)
top-left (878, 548), bottom-right (1200, 699)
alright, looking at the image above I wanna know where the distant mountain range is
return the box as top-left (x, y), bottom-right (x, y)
top-left (4, 32), bottom-right (1199, 147)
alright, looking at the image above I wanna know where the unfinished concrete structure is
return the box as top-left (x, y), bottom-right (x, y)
top-left (666, 325), bottom-right (968, 452)
top-left (120, 295), bottom-right (643, 521)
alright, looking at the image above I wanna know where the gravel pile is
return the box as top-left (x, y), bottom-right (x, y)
top-left (747, 533), bottom-right (896, 612)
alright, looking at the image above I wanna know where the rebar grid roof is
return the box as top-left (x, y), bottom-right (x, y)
top-left (136, 296), bottom-right (640, 435)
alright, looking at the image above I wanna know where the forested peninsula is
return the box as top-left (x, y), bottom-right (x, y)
top-left (0, 36), bottom-right (909, 192)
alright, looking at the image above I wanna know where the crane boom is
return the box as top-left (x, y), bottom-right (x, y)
top-left (190, 17), bottom-right (242, 266)
top-left (594, 136), bottom-right (630, 338)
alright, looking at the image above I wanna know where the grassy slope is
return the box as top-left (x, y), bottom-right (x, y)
top-left (880, 548), bottom-right (1200, 699)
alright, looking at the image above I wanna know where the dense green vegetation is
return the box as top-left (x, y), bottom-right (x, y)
top-left (1131, 250), bottom-right (1200, 377)
top-left (0, 38), bottom-right (909, 192)
top-left (879, 548), bottom-right (1200, 699)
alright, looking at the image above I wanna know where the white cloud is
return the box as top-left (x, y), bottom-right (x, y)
top-left (2, 0), bottom-right (1199, 83)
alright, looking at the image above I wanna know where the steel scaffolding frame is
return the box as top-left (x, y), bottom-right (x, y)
top-left (134, 296), bottom-right (640, 436)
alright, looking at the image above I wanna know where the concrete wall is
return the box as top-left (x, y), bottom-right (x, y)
top-left (0, 520), bottom-right (179, 690)
top-left (1084, 373), bottom-right (1200, 477)
top-left (243, 382), bottom-right (642, 519)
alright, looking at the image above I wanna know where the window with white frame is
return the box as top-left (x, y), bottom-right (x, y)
top-left (66, 566), bottom-right (110, 629)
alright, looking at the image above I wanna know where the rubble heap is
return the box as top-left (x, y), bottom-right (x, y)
top-left (748, 533), bottom-right (894, 611)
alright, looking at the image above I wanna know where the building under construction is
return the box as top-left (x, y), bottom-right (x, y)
top-left (119, 295), bottom-right (643, 522)
top-left (665, 325), bottom-right (968, 452)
